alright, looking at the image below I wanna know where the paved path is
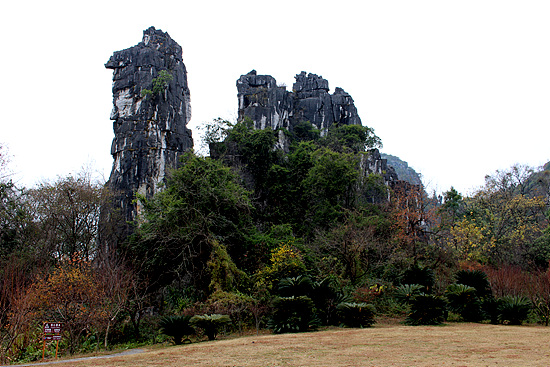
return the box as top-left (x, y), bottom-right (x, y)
top-left (1, 348), bottom-right (145, 366)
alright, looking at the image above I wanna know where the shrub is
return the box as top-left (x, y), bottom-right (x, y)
top-left (336, 302), bottom-right (376, 328)
top-left (190, 314), bottom-right (231, 340)
top-left (481, 297), bottom-right (502, 324)
top-left (309, 277), bottom-right (341, 326)
top-left (202, 291), bottom-right (254, 334)
top-left (401, 265), bottom-right (435, 293)
top-left (394, 284), bottom-right (424, 305)
top-left (277, 275), bottom-right (313, 297)
top-left (268, 296), bottom-right (319, 333)
top-left (256, 242), bottom-right (307, 289)
top-left (159, 315), bottom-right (194, 345)
top-left (455, 270), bottom-right (492, 298)
top-left (498, 296), bottom-right (531, 325)
top-left (406, 294), bottom-right (447, 325)
top-left (445, 284), bottom-right (483, 322)
top-left (141, 70), bottom-right (173, 98)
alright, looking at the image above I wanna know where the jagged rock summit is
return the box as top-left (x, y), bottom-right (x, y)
top-left (105, 26), bottom-right (193, 225)
top-left (236, 70), bottom-right (397, 187)
top-left (237, 70), bottom-right (361, 133)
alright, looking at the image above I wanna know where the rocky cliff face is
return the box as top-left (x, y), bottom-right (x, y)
top-left (235, 70), bottom-right (397, 187)
top-left (105, 27), bottom-right (193, 226)
top-left (237, 70), bottom-right (361, 134)
top-left (360, 150), bottom-right (399, 188)
top-left (381, 153), bottom-right (422, 186)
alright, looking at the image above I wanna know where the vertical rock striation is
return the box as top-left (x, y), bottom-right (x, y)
top-left (236, 70), bottom-right (362, 134)
top-left (105, 27), bottom-right (193, 228)
top-left (235, 70), bottom-right (397, 187)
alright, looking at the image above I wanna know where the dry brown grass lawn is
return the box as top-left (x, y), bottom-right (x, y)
top-left (44, 322), bottom-right (550, 367)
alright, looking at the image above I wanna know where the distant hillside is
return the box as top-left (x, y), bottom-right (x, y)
top-left (381, 153), bottom-right (422, 186)
top-left (525, 161), bottom-right (550, 197)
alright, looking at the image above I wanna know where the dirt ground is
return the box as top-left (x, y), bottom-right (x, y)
top-left (29, 322), bottom-right (550, 367)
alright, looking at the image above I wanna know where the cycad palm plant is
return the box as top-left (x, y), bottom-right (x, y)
top-left (190, 314), bottom-right (232, 340)
top-left (159, 315), bottom-right (195, 345)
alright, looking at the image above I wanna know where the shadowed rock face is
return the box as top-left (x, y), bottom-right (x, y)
top-left (105, 26), bottom-right (193, 226)
top-left (236, 70), bottom-right (361, 134)
top-left (234, 70), bottom-right (397, 190)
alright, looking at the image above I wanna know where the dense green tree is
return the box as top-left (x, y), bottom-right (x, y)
top-left (291, 121), bottom-right (320, 142)
top-left (224, 119), bottom-right (279, 192)
top-left (304, 148), bottom-right (360, 226)
top-left (440, 187), bottom-right (464, 227)
top-left (127, 152), bottom-right (253, 295)
top-left (320, 124), bottom-right (382, 153)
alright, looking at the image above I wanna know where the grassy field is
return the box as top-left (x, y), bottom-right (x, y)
top-left (39, 322), bottom-right (550, 367)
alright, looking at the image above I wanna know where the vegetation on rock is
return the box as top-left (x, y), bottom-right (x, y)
top-left (1, 119), bottom-right (550, 361)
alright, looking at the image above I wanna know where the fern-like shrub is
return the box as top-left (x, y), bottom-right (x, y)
top-left (189, 314), bottom-right (231, 340)
top-left (401, 265), bottom-right (435, 293)
top-left (481, 297), bottom-right (502, 324)
top-left (159, 315), bottom-right (195, 345)
top-left (277, 275), bottom-right (314, 297)
top-left (268, 296), bottom-right (319, 333)
top-left (445, 284), bottom-right (483, 322)
top-left (454, 270), bottom-right (492, 298)
top-left (406, 294), bottom-right (447, 325)
top-left (498, 296), bottom-right (531, 325)
top-left (336, 302), bottom-right (376, 328)
top-left (394, 284), bottom-right (424, 305)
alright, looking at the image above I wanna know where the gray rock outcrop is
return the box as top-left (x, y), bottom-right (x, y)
top-left (235, 70), bottom-right (397, 189)
top-left (105, 26), bottom-right (193, 227)
top-left (236, 70), bottom-right (361, 133)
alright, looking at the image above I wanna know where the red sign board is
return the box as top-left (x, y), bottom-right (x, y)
top-left (43, 322), bottom-right (62, 334)
top-left (42, 322), bottom-right (63, 360)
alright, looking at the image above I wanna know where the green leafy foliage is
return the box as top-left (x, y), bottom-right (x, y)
top-left (394, 284), bottom-right (424, 305)
top-left (202, 291), bottom-right (255, 334)
top-left (268, 296), bottom-right (319, 333)
top-left (208, 241), bottom-right (248, 293)
top-left (308, 277), bottom-right (343, 326)
top-left (159, 315), bottom-right (194, 345)
top-left (256, 242), bottom-right (307, 289)
top-left (336, 302), bottom-right (377, 328)
top-left (225, 119), bottom-right (279, 191)
top-left (201, 118), bottom-right (233, 145)
top-left (320, 124), bottom-right (382, 153)
top-left (127, 152), bottom-right (253, 294)
top-left (292, 121), bottom-right (320, 142)
top-left (276, 275), bottom-right (314, 297)
top-left (454, 270), bottom-right (492, 299)
top-left (445, 284), bottom-right (483, 322)
top-left (304, 148), bottom-right (360, 225)
top-left (481, 297), bottom-right (502, 325)
top-left (401, 265), bottom-right (435, 293)
top-left (406, 294), bottom-right (447, 325)
top-left (0, 181), bottom-right (31, 257)
top-left (190, 314), bottom-right (232, 340)
top-left (498, 296), bottom-right (531, 325)
top-left (313, 208), bottom-right (395, 283)
top-left (141, 70), bottom-right (173, 98)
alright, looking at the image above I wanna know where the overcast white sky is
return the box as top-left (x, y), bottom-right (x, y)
top-left (1, 0), bottom-right (549, 195)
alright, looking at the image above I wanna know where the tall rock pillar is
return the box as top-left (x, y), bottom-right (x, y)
top-left (105, 27), bottom-right (193, 231)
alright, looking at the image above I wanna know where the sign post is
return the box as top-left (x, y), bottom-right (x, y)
top-left (42, 322), bottom-right (62, 361)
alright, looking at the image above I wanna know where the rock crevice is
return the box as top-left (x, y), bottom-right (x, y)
top-left (235, 70), bottom-right (397, 187)
top-left (237, 70), bottom-right (362, 134)
top-left (105, 27), bottom-right (193, 226)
